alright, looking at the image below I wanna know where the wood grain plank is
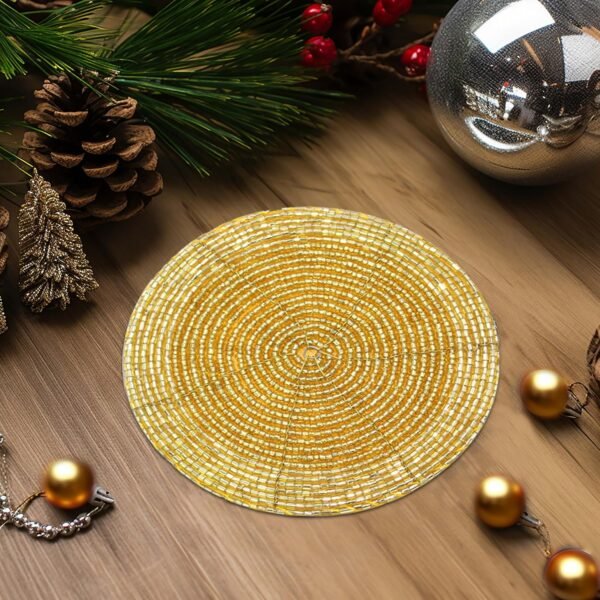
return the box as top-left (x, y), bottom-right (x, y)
top-left (0, 83), bottom-right (598, 599)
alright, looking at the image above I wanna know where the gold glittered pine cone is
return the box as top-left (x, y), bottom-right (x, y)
top-left (587, 325), bottom-right (600, 399)
top-left (22, 74), bottom-right (163, 227)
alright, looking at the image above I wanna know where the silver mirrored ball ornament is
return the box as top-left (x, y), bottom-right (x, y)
top-left (427, 0), bottom-right (600, 184)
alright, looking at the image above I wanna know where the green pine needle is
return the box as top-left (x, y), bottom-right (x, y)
top-left (0, 0), bottom-right (115, 80)
top-left (110, 0), bottom-right (345, 175)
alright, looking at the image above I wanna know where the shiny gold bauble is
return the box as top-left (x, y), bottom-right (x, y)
top-left (43, 459), bottom-right (94, 510)
top-left (520, 369), bottom-right (569, 420)
top-left (544, 548), bottom-right (599, 600)
top-left (475, 475), bottom-right (525, 528)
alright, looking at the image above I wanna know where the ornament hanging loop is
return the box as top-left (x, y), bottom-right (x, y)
top-left (518, 512), bottom-right (553, 558)
top-left (563, 382), bottom-right (596, 419)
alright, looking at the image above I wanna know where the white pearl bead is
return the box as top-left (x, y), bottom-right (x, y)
top-left (27, 521), bottom-right (42, 537)
top-left (43, 524), bottom-right (57, 540)
top-left (12, 513), bottom-right (26, 527)
top-left (0, 506), bottom-right (11, 522)
top-left (76, 514), bottom-right (92, 529)
top-left (60, 522), bottom-right (75, 536)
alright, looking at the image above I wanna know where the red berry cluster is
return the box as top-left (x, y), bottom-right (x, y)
top-left (299, 1), bottom-right (431, 79)
top-left (372, 0), bottom-right (412, 27)
top-left (300, 4), bottom-right (337, 69)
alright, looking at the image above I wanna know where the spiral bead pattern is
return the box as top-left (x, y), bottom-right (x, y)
top-left (123, 207), bottom-right (499, 515)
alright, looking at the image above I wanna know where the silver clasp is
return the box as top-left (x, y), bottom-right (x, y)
top-left (89, 486), bottom-right (115, 507)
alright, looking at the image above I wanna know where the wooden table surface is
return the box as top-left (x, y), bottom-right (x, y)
top-left (1, 83), bottom-right (599, 600)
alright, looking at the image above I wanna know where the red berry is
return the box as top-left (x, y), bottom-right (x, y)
top-left (401, 44), bottom-right (431, 76)
top-left (302, 36), bottom-right (337, 69)
top-left (372, 1), bottom-right (399, 27)
top-left (301, 3), bottom-right (333, 35)
top-left (382, 0), bottom-right (412, 16)
top-left (300, 47), bottom-right (316, 67)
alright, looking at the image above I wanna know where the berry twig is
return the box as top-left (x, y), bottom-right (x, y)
top-left (298, 2), bottom-right (438, 82)
top-left (301, 0), bottom-right (438, 82)
top-left (339, 23), bottom-right (381, 57)
top-left (338, 22), bottom-right (438, 82)
top-left (351, 29), bottom-right (437, 60)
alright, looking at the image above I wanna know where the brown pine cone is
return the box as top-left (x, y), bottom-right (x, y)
top-left (22, 74), bottom-right (163, 226)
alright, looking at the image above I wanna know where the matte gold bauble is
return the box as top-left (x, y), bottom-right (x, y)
top-left (475, 475), bottom-right (525, 528)
top-left (43, 459), bottom-right (94, 510)
top-left (544, 548), bottom-right (599, 600)
top-left (520, 370), bottom-right (568, 420)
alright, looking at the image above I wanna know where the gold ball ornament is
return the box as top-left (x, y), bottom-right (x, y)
top-left (42, 459), bottom-right (94, 510)
top-left (475, 475), bottom-right (526, 528)
top-left (544, 548), bottom-right (599, 600)
top-left (520, 369), bottom-right (569, 420)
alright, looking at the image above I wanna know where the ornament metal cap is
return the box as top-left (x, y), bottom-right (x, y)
top-left (519, 512), bottom-right (543, 529)
top-left (89, 486), bottom-right (114, 507)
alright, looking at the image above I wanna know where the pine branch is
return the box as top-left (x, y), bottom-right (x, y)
top-left (109, 0), bottom-right (344, 174)
top-left (0, 0), bottom-right (115, 80)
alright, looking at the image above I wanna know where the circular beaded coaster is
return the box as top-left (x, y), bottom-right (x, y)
top-left (123, 207), bottom-right (499, 516)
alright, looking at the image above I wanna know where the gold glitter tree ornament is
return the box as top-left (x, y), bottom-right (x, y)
top-left (18, 170), bottom-right (98, 313)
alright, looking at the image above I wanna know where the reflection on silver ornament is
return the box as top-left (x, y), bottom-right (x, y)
top-left (427, 0), bottom-right (600, 184)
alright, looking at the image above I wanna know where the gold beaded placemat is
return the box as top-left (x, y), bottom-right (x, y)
top-left (123, 207), bottom-right (499, 516)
